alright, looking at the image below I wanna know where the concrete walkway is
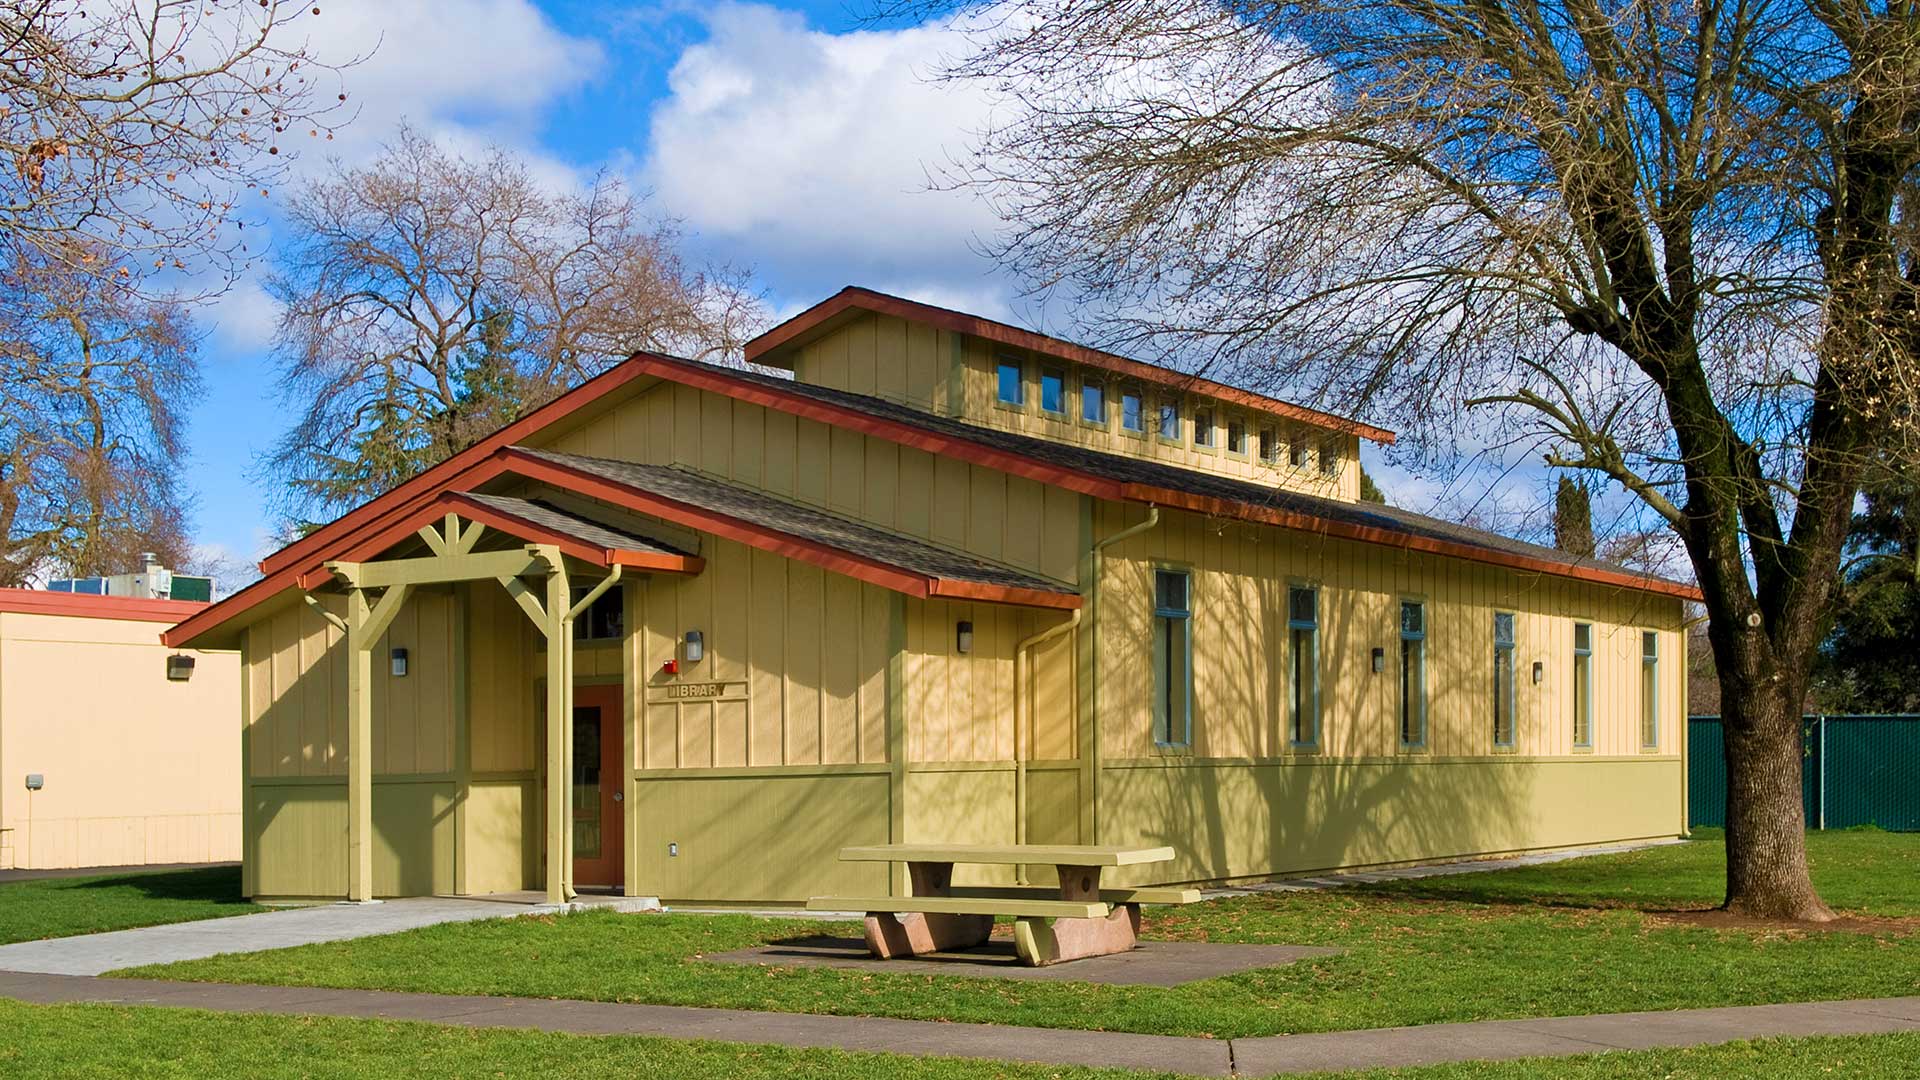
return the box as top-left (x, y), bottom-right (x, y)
top-left (0, 970), bottom-right (1914, 1076)
top-left (0, 895), bottom-right (658, 976)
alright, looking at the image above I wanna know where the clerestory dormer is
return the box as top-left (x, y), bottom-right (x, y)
top-left (745, 287), bottom-right (1396, 501)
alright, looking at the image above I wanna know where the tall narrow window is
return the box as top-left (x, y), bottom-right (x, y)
top-left (996, 357), bottom-right (1024, 406)
top-left (1158, 400), bottom-right (1181, 441)
top-left (1400, 601), bottom-right (1427, 748)
top-left (1040, 367), bottom-right (1066, 414)
top-left (1258, 426), bottom-right (1280, 463)
top-left (1082, 378), bottom-right (1107, 425)
top-left (1320, 438), bottom-right (1342, 476)
top-left (1289, 436), bottom-right (1309, 468)
top-left (1288, 586), bottom-right (1320, 747)
top-left (1153, 570), bottom-right (1193, 747)
top-left (1121, 389), bottom-right (1145, 432)
top-left (1193, 408), bottom-right (1215, 447)
top-left (1572, 623), bottom-right (1594, 748)
top-left (1227, 418), bottom-right (1247, 455)
top-left (1493, 613), bottom-right (1517, 747)
top-left (1641, 631), bottom-right (1659, 748)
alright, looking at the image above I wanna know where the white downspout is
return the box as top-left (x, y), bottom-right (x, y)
top-left (1013, 607), bottom-right (1082, 883)
top-left (1085, 505), bottom-right (1161, 846)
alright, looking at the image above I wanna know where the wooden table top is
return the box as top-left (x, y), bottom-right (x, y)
top-left (836, 843), bottom-right (1176, 867)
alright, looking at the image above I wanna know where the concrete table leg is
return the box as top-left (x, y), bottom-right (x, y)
top-left (861, 861), bottom-right (992, 959)
top-left (1013, 864), bottom-right (1141, 966)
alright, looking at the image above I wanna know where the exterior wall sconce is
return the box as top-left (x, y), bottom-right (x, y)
top-left (165, 654), bottom-right (196, 681)
top-left (1533, 661), bottom-right (1545, 685)
top-left (1371, 647), bottom-right (1385, 673)
top-left (390, 648), bottom-right (409, 678)
top-left (956, 621), bottom-right (974, 654)
top-left (24, 773), bottom-right (44, 791)
top-left (684, 630), bottom-right (704, 664)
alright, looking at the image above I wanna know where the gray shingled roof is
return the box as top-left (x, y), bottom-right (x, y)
top-left (656, 356), bottom-right (1691, 592)
top-left (459, 493), bottom-right (692, 558)
top-left (509, 448), bottom-right (1076, 598)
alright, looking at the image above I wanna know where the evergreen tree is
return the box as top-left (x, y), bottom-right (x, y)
top-left (1553, 476), bottom-right (1596, 559)
top-left (1815, 474), bottom-right (1920, 713)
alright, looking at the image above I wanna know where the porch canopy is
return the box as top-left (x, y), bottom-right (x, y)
top-left (304, 491), bottom-right (703, 905)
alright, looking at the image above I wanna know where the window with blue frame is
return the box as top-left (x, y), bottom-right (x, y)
top-left (1158, 400), bottom-right (1181, 441)
top-left (1288, 586), bottom-right (1319, 747)
top-left (1121, 389), bottom-right (1145, 432)
top-left (1493, 612), bottom-right (1517, 747)
top-left (1152, 569), bottom-right (1192, 748)
top-left (1640, 631), bottom-right (1659, 748)
top-left (1573, 623), bottom-right (1594, 747)
top-left (1082, 378), bottom-right (1107, 424)
top-left (996, 356), bottom-right (1024, 406)
top-left (1040, 367), bottom-right (1066, 414)
top-left (1400, 600), bottom-right (1427, 748)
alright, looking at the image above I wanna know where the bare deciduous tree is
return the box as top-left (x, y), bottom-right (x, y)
top-left (903, 0), bottom-right (1920, 919)
top-left (264, 126), bottom-right (766, 525)
top-left (0, 242), bottom-right (200, 583)
top-left (0, 0), bottom-right (348, 287)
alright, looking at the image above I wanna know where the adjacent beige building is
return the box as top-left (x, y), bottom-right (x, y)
top-left (167, 286), bottom-right (1698, 904)
top-left (0, 590), bottom-right (241, 870)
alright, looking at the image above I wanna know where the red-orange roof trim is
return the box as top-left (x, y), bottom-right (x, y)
top-left (746, 286), bottom-right (1398, 446)
top-left (634, 354), bottom-right (1703, 603)
top-left (0, 588), bottom-right (210, 624)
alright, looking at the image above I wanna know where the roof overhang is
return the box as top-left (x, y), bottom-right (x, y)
top-left (745, 286), bottom-right (1398, 446)
top-left (0, 588), bottom-right (209, 625)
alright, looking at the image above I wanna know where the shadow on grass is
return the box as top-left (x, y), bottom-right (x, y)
top-left (64, 865), bottom-right (252, 907)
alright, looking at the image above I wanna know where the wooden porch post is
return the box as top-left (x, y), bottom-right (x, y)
top-left (346, 587), bottom-right (374, 902)
top-left (543, 558), bottom-right (572, 904)
top-left (339, 578), bottom-right (411, 902)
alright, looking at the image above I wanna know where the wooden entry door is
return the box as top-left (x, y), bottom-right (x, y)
top-left (571, 684), bottom-right (625, 889)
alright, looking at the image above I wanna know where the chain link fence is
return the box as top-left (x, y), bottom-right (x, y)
top-left (1688, 715), bottom-right (1920, 831)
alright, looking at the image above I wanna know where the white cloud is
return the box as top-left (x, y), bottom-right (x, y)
top-left (292, 0), bottom-right (603, 166)
top-left (207, 277), bottom-right (284, 354)
top-left (641, 3), bottom-right (1011, 309)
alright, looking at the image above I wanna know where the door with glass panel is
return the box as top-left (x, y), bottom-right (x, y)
top-left (571, 683), bottom-right (625, 888)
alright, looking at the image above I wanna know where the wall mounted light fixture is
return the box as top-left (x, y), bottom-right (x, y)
top-left (1371, 647), bottom-right (1385, 673)
top-left (956, 621), bottom-right (974, 654)
top-left (684, 630), bottom-right (704, 663)
top-left (390, 648), bottom-right (409, 678)
top-left (1532, 661), bottom-right (1545, 685)
top-left (165, 654), bottom-right (196, 681)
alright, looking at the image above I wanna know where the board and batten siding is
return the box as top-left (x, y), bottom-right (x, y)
top-left (786, 309), bottom-right (1361, 499)
top-left (541, 381), bottom-right (1083, 587)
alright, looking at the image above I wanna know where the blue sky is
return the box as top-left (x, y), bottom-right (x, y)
top-left (182, 0), bottom-right (1547, 583)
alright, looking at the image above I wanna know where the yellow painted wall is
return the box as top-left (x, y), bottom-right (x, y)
top-left (902, 598), bottom-right (1076, 764)
top-left (1090, 503), bottom-right (1689, 764)
top-left (787, 311), bottom-right (1360, 500)
top-left (236, 584), bottom-right (472, 895)
top-left (540, 381), bottom-right (1083, 585)
top-left (0, 611), bottom-right (241, 870)
top-left (1099, 757), bottom-right (1684, 885)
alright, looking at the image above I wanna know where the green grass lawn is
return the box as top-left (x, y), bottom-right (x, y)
top-left (120, 830), bottom-right (1920, 1039)
top-left (0, 999), bottom-right (1915, 1080)
top-left (0, 865), bottom-right (263, 946)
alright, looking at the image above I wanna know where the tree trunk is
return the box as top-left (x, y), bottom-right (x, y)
top-left (1719, 676), bottom-right (1834, 921)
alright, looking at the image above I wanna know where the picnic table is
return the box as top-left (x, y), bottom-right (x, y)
top-left (806, 843), bottom-right (1199, 966)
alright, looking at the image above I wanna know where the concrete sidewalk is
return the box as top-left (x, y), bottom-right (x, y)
top-left (1, 970), bottom-right (1915, 1076)
top-left (0, 895), bottom-right (658, 977)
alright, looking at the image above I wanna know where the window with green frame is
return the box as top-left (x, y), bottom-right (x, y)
top-left (1400, 600), bottom-right (1426, 747)
top-left (1288, 585), bottom-right (1319, 747)
top-left (1152, 569), bottom-right (1193, 747)
top-left (1493, 612), bottom-right (1517, 747)
top-left (1572, 623), bottom-right (1594, 747)
top-left (1641, 631), bottom-right (1659, 748)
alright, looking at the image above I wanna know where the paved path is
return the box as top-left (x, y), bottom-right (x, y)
top-left (0, 972), bottom-right (1914, 1075)
top-left (0, 896), bottom-right (657, 976)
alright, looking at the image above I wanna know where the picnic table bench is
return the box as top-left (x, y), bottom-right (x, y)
top-left (806, 843), bottom-right (1199, 966)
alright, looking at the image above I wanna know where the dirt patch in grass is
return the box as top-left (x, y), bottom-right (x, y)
top-left (1647, 908), bottom-right (1920, 936)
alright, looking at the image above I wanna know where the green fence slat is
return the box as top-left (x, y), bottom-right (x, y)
top-left (1689, 715), bottom-right (1920, 831)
